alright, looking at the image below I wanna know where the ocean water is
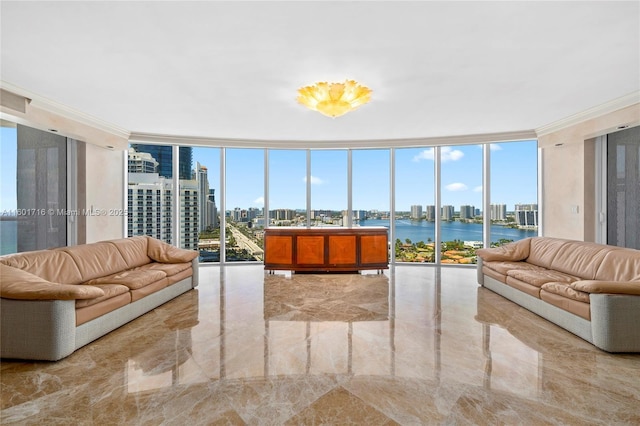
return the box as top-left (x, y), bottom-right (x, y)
top-left (0, 220), bottom-right (18, 255)
top-left (360, 219), bottom-right (537, 244)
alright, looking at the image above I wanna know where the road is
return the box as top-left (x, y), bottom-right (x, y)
top-left (228, 224), bottom-right (264, 256)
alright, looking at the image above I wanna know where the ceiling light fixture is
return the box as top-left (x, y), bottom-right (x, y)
top-left (297, 80), bottom-right (372, 118)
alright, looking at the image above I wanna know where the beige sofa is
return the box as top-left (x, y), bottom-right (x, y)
top-left (476, 237), bottom-right (640, 353)
top-left (0, 236), bottom-right (199, 361)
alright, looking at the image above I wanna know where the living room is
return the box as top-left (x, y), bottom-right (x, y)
top-left (1, 1), bottom-right (639, 424)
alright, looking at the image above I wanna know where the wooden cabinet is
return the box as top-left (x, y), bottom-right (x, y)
top-left (264, 227), bottom-right (388, 272)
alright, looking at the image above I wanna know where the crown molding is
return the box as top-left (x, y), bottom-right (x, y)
top-left (0, 81), bottom-right (130, 140)
top-left (535, 91), bottom-right (640, 137)
top-left (129, 129), bottom-right (537, 150)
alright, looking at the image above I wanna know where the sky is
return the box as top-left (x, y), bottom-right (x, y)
top-left (193, 140), bottom-right (538, 212)
top-left (0, 125), bottom-right (537, 213)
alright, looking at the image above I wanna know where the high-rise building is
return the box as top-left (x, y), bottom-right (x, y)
top-left (460, 205), bottom-right (475, 219)
top-left (425, 205), bottom-right (436, 221)
top-left (490, 204), bottom-right (507, 221)
top-left (179, 180), bottom-right (200, 250)
top-left (410, 205), bottom-right (423, 220)
top-left (127, 150), bottom-right (199, 250)
top-left (515, 203), bottom-right (538, 227)
top-left (130, 145), bottom-right (193, 180)
top-left (196, 162), bottom-right (210, 231)
top-left (270, 209), bottom-right (295, 221)
top-left (127, 148), bottom-right (158, 173)
top-left (207, 189), bottom-right (218, 229)
top-left (127, 173), bottom-right (173, 244)
top-left (442, 205), bottom-right (454, 221)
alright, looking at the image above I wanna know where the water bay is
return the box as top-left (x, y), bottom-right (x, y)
top-left (360, 219), bottom-right (537, 244)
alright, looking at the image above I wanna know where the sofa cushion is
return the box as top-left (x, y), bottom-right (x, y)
top-left (507, 269), bottom-right (579, 288)
top-left (571, 280), bottom-right (640, 295)
top-left (130, 278), bottom-right (168, 302)
top-left (540, 290), bottom-right (591, 320)
top-left (476, 238), bottom-right (530, 262)
top-left (85, 269), bottom-right (166, 290)
top-left (61, 242), bottom-right (129, 282)
top-left (135, 262), bottom-right (192, 277)
top-left (108, 236), bottom-right (152, 269)
top-left (0, 264), bottom-right (104, 300)
top-left (0, 249), bottom-right (83, 284)
top-left (76, 292), bottom-right (131, 326)
top-left (549, 241), bottom-right (618, 280)
top-left (483, 260), bottom-right (546, 276)
top-left (165, 268), bottom-right (193, 286)
top-left (505, 276), bottom-right (542, 298)
top-left (147, 238), bottom-right (199, 264)
top-left (526, 237), bottom-right (570, 269)
top-left (541, 282), bottom-right (591, 304)
top-left (76, 284), bottom-right (131, 308)
top-left (595, 249), bottom-right (640, 282)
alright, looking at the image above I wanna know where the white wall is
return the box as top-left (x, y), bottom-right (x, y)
top-left (83, 143), bottom-right (126, 243)
top-left (538, 104), bottom-right (639, 241)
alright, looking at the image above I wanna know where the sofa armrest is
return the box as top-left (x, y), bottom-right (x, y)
top-left (0, 264), bottom-right (105, 300)
top-left (477, 257), bottom-right (485, 286)
top-left (571, 280), bottom-right (640, 295)
top-left (476, 238), bottom-right (531, 262)
top-left (191, 257), bottom-right (199, 288)
top-left (146, 237), bottom-right (199, 264)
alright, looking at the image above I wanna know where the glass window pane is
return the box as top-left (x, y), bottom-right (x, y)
top-left (1, 122), bottom-right (18, 255)
top-left (440, 145), bottom-right (481, 264)
top-left (353, 149), bottom-right (390, 262)
top-left (310, 150), bottom-right (347, 227)
top-left (226, 148), bottom-right (264, 261)
top-left (394, 148), bottom-right (435, 263)
top-left (490, 141), bottom-right (539, 246)
top-left (127, 144), bottom-right (174, 244)
top-left (192, 147), bottom-right (220, 261)
top-left (16, 124), bottom-right (67, 252)
top-left (607, 126), bottom-right (640, 249)
top-left (269, 150), bottom-right (307, 226)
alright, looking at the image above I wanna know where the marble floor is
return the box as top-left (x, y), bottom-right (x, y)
top-left (1, 265), bottom-right (639, 425)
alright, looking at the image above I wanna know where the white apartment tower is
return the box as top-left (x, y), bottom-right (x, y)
top-left (410, 205), bottom-right (423, 220)
top-left (425, 205), bottom-right (436, 221)
top-left (515, 203), bottom-right (538, 227)
top-left (196, 162), bottom-right (210, 232)
top-left (459, 205), bottom-right (475, 219)
top-left (442, 205), bottom-right (455, 221)
top-left (490, 204), bottom-right (507, 221)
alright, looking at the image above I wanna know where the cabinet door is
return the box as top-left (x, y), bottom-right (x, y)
top-left (328, 235), bottom-right (357, 265)
top-left (265, 235), bottom-right (293, 265)
top-left (360, 234), bottom-right (388, 265)
top-left (296, 236), bottom-right (325, 265)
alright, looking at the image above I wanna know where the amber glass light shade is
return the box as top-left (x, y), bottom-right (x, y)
top-left (297, 80), bottom-right (372, 118)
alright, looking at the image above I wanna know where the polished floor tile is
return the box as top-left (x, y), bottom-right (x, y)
top-left (2, 265), bottom-right (639, 425)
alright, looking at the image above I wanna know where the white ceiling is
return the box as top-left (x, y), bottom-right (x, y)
top-left (1, 1), bottom-right (639, 143)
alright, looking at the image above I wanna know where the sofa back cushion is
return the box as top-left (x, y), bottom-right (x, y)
top-left (60, 241), bottom-right (129, 282)
top-left (549, 240), bottom-right (618, 279)
top-left (526, 237), bottom-right (569, 269)
top-left (0, 250), bottom-right (83, 284)
top-left (108, 236), bottom-right (152, 269)
top-left (595, 248), bottom-right (640, 282)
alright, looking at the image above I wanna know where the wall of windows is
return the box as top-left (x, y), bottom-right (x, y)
top-left (126, 141), bottom-right (538, 265)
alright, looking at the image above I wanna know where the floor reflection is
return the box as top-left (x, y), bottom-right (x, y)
top-left (1, 265), bottom-right (639, 424)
